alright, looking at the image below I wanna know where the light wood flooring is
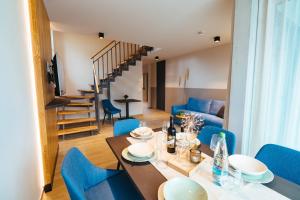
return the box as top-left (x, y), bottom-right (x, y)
top-left (43, 109), bottom-right (169, 200)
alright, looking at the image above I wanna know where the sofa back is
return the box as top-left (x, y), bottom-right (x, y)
top-left (186, 97), bottom-right (224, 115)
top-left (186, 97), bottom-right (212, 113)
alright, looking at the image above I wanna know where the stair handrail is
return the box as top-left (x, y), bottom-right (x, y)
top-left (92, 41), bottom-right (121, 64)
top-left (90, 40), bottom-right (116, 60)
top-left (92, 63), bottom-right (100, 129)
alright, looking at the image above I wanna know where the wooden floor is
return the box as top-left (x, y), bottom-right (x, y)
top-left (43, 109), bottom-right (169, 200)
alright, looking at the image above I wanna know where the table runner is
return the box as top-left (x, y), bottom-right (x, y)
top-left (126, 133), bottom-right (289, 200)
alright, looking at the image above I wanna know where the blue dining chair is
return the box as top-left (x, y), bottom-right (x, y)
top-left (198, 125), bottom-right (236, 155)
top-left (102, 99), bottom-right (121, 124)
top-left (113, 119), bottom-right (140, 137)
top-left (61, 147), bottom-right (142, 200)
top-left (255, 144), bottom-right (300, 185)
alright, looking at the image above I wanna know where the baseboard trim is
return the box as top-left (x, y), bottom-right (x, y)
top-left (44, 144), bottom-right (59, 193)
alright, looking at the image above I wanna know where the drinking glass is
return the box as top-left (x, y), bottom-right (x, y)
top-left (139, 121), bottom-right (147, 127)
top-left (210, 134), bottom-right (221, 151)
top-left (176, 139), bottom-right (189, 161)
top-left (155, 131), bottom-right (167, 168)
top-left (220, 168), bottom-right (243, 191)
top-left (162, 121), bottom-right (169, 134)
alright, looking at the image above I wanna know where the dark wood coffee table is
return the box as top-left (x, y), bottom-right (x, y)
top-left (106, 129), bottom-right (300, 200)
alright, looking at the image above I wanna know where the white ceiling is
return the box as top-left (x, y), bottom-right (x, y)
top-left (44, 0), bottom-right (234, 61)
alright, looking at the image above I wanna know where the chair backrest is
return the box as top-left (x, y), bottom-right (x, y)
top-left (101, 99), bottom-right (114, 112)
top-left (255, 144), bottom-right (300, 185)
top-left (198, 125), bottom-right (236, 155)
top-left (113, 119), bottom-right (140, 136)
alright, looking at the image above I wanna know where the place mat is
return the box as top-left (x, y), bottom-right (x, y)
top-left (126, 134), bottom-right (289, 200)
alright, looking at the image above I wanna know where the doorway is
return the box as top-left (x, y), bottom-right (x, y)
top-left (156, 60), bottom-right (165, 110)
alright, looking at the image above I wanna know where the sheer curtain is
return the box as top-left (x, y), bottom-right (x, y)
top-left (242, 0), bottom-right (300, 155)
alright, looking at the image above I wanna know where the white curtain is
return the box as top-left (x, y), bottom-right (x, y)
top-left (242, 0), bottom-right (300, 155)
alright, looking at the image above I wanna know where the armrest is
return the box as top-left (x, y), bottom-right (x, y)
top-left (171, 104), bottom-right (187, 115)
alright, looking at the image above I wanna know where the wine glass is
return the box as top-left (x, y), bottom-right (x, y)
top-left (139, 121), bottom-right (147, 128)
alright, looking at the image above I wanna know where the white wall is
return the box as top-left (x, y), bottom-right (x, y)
top-left (0, 0), bottom-right (43, 199)
top-left (166, 44), bottom-right (231, 89)
top-left (53, 31), bottom-right (111, 94)
top-left (53, 31), bottom-right (143, 116)
top-left (227, 0), bottom-right (253, 153)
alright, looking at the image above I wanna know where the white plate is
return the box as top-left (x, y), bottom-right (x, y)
top-left (157, 182), bottom-right (165, 200)
top-left (127, 143), bottom-right (154, 158)
top-left (130, 131), bottom-right (153, 139)
top-left (121, 147), bottom-right (154, 163)
top-left (228, 154), bottom-right (268, 176)
top-left (132, 127), bottom-right (153, 136)
top-left (242, 169), bottom-right (274, 184)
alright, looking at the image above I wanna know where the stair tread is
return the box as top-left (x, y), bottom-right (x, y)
top-left (78, 89), bottom-right (95, 93)
top-left (57, 118), bottom-right (96, 125)
top-left (58, 125), bottom-right (98, 136)
top-left (66, 102), bottom-right (93, 107)
top-left (62, 95), bottom-right (94, 99)
top-left (57, 110), bottom-right (95, 115)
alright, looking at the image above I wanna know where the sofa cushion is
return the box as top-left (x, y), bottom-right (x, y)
top-left (186, 97), bottom-right (212, 113)
top-left (216, 106), bottom-right (225, 119)
top-left (209, 100), bottom-right (225, 115)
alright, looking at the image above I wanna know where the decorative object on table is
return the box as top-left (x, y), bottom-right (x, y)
top-left (124, 94), bottom-right (128, 99)
top-left (179, 112), bottom-right (204, 134)
top-left (61, 148), bottom-right (142, 200)
top-left (171, 97), bottom-right (225, 127)
top-left (255, 144), bottom-right (300, 185)
top-left (163, 177), bottom-right (208, 200)
top-left (212, 132), bottom-right (229, 185)
top-left (167, 116), bottom-right (176, 153)
top-left (113, 119), bottom-right (140, 136)
top-left (101, 99), bottom-right (121, 124)
top-left (190, 148), bottom-right (202, 164)
top-left (198, 125), bottom-right (236, 155)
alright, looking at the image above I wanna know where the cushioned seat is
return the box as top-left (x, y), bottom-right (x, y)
top-left (61, 147), bottom-right (142, 200)
top-left (85, 172), bottom-right (141, 200)
top-left (113, 119), bottom-right (140, 136)
top-left (255, 144), bottom-right (300, 185)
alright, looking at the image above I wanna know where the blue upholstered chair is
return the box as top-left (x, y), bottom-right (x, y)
top-left (101, 99), bottom-right (121, 124)
top-left (255, 144), bottom-right (300, 185)
top-left (61, 147), bottom-right (142, 200)
top-left (198, 125), bottom-right (236, 155)
top-left (113, 119), bottom-right (140, 137)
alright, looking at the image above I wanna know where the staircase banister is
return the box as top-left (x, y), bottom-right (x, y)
top-left (91, 40), bottom-right (116, 60)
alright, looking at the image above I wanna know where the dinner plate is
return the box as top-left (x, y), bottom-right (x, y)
top-left (132, 127), bottom-right (153, 137)
top-left (130, 131), bottom-right (153, 139)
top-left (121, 147), bottom-right (155, 163)
top-left (157, 182), bottom-right (165, 200)
top-left (127, 143), bottom-right (154, 158)
top-left (163, 177), bottom-right (208, 200)
top-left (228, 154), bottom-right (268, 176)
top-left (242, 169), bottom-right (274, 184)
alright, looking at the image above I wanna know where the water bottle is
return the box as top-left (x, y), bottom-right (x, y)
top-left (212, 132), bottom-right (229, 185)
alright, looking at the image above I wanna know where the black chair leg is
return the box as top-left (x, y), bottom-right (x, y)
top-left (102, 113), bottom-right (106, 125)
top-left (117, 161), bottom-right (121, 170)
top-left (112, 115), bottom-right (114, 125)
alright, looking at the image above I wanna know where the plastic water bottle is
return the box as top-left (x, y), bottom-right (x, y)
top-left (212, 132), bottom-right (229, 185)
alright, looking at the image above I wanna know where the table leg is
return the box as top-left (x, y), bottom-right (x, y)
top-left (125, 102), bottom-right (129, 118)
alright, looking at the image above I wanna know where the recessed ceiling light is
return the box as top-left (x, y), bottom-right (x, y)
top-left (98, 32), bottom-right (104, 39)
top-left (155, 56), bottom-right (159, 61)
top-left (214, 36), bottom-right (221, 43)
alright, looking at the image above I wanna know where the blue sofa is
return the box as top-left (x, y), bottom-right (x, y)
top-left (171, 97), bottom-right (225, 127)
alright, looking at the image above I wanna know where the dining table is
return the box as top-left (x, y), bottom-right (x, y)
top-left (106, 128), bottom-right (300, 200)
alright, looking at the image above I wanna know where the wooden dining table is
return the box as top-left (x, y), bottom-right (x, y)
top-left (106, 128), bottom-right (300, 200)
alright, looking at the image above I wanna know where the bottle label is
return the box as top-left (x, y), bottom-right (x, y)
top-left (167, 136), bottom-right (175, 148)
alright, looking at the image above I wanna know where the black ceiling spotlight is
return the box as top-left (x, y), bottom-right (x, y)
top-left (214, 36), bottom-right (221, 43)
top-left (155, 56), bottom-right (159, 61)
top-left (98, 32), bottom-right (104, 39)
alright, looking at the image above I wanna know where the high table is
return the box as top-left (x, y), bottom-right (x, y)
top-left (106, 129), bottom-right (300, 200)
top-left (114, 98), bottom-right (141, 119)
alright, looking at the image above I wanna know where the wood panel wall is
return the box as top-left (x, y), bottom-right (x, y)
top-left (28, 0), bottom-right (58, 189)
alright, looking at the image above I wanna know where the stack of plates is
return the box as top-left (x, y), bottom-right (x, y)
top-left (122, 143), bottom-right (155, 162)
top-left (130, 127), bottom-right (154, 139)
top-left (228, 154), bottom-right (274, 183)
top-left (158, 178), bottom-right (208, 200)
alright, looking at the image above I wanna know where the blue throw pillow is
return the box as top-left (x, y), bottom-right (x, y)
top-left (186, 97), bottom-right (212, 113)
top-left (209, 100), bottom-right (225, 115)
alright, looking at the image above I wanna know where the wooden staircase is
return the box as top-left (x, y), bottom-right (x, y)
top-left (57, 40), bottom-right (153, 138)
